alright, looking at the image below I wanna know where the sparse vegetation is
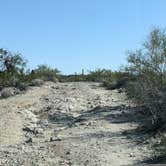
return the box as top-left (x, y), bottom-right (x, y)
top-left (28, 65), bottom-right (60, 83)
top-left (60, 69), bottom-right (112, 82)
top-left (60, 69), bottom-right (130, 91)
top-left (0, 48), bottom-right (27, 89)
top-left (125, 28), bottom-right (166, 130)
top-left (0, 49), bottom-right (129, 91)
top-left (1, 28), bottom-right (166, 163)
top-left (0, 50), bottom-right (60, 97)
top-left (102, 71), bottom-right (131, 90)
top-left (1, 28), bottom-right (166, 131)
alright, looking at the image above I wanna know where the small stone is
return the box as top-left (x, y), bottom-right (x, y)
top-left (129, 153), bottom-right (135, 157)
top-left (87, 122), bottom-right (92, 126)
top-left (25, 138), bottom-right (32, 143)
top-left (68, 161), bottom-right (72, 165)
top-left (23, 127), bottom-right (34, 133)
top-left (36, 128), bottom-right (44, 134)
top-left (51, 86), bottom-right (59, 89)
top-left (44, 97), bottom-right (49, 101)
top-left (66, 151), bottom-right (70, 155)
top-left (126, 135), bottom-right (132, 139)
top-left (50, 137), bottom-right (62, 142)
top-left (39, 119), bottom-right (49, 128)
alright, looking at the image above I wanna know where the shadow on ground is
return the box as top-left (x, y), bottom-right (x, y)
top-left (48, 104), bottom-right (165, 164)
top-left (48, 104), bottom-right (152, 141)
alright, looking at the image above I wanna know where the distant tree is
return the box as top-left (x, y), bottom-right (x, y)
top-left (0, 48), bottom-right (26, 74)
top-left (0, 48), bottom-right (27, 88)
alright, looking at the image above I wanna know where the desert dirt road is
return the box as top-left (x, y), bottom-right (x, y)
top-left (0, 82), bottom-right (150, 166)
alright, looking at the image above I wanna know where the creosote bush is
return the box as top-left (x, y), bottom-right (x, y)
top-left (28, 65), bottom-right (60, 83)
top-left (0, 48), bottom-right (27, 89)
top-left (125, 28), bottom-right (166, 129)
top-left (102, 71), bottom-right (131, 90)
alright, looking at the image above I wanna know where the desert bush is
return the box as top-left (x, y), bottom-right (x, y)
top-left (87, 69), bottom-right (112, 82)
top-left (28, 65), bottom-right (60, 82)
top-left (101, 71), bottom-right (131, 90)
top-left (0, 48), bottom-right (27, 88)
top-left (60, 69), bottom-right (130, 88)
top-left (60, 69), bottom-right (113, 82)
top-left (15, 82), bottom-right (28, 91)
top-left (0, 48), bottom-right (26, 73)
top-left (60, 74), bottom-right (88, 82)
top-left (125, 28), bottom-right (166, 128)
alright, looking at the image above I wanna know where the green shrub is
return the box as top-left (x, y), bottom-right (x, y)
top-left (60, 69), bottom-right (113, 82)
top-left (101, 71), bottom-right (131, 90)
top-left (125, 28), bottom-right (166, 128)
top-left (0, 48), bottom-right (27, 88)
top-left (28, 65), bottom-right (60, 82)
top-left (87, 69), bottom-right (112, 82)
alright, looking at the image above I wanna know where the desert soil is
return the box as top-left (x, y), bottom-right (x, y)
top-left (0, 82), bottom-right (151, 166)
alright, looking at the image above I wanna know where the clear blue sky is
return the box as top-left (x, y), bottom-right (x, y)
top-left (0, 0), bottom-right (166, 74)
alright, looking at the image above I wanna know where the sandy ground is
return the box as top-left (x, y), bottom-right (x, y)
top-left (0, 82), bottom-right (151, 166)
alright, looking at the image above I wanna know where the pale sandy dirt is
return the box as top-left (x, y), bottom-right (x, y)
top-left (0, 82), bottom-right (151, 166)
